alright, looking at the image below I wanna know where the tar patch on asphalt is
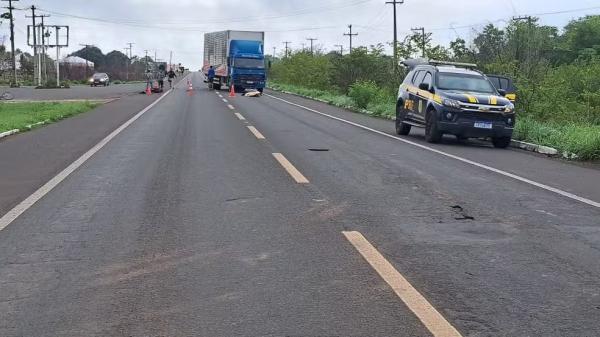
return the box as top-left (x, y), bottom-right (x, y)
top-left (308, 148), bottom-right (330, 152)
top-left (451, 205), bottom-right (475, 220)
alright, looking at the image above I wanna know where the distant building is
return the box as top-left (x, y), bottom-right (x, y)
top-left (60, 56), bottom-right (94, 81)
top-left (60, 56), bottom-right (94, 69)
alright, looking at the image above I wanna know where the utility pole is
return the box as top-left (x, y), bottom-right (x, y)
top-left (512, 15), bottom-right (534, 62)
top-left (125, 42), bottom-right (134, 80)
top-left (126, 42), bottom-right (134, 58)
top-left (334, 44), bottom-right (344, 55)
top-left (2, 0), bottom-right (19, 86)
top-left (37, 15), bottom-right (53, 83)
top-left (386, 0), bottom-right (404, 72)
top-left (144, 49), bottom-right (149, 70)
top-left (26, 5), bottom-right (37, 86)
top-left (35, 14), bottom-right (50, 84)
top-left (306, 37), bottom-right (317, 55)
top-left (282, 41), bottom-right (291, 58)
top-left (411, 27), bottom-right (426, 58)
top-left (169, 50), bottom-right (173, 69)
top-left (272, 46), bottom-right (276, 58)
top-left (123, 48), bottom-right (130, 81)
top-left (79, 44), bottom-right (93, 78)
top-left (343, 24), bottom-right (358, 53)
top-left (54, 26), bottom-right (60, 86)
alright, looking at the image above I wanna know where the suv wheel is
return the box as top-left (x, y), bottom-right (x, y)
top-left (425, 109), bottom-right (442, 143)
top-left (395, 103), bottom-right (411, 135)
top-left (492, 136), bottom-right (511, 148)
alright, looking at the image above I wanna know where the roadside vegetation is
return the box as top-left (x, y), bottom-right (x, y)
top-left (268, 15), bottom-right (600, 160)
top-left (0, 102), bottom-right (100, 133)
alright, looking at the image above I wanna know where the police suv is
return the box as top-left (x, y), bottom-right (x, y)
top-left (395, 60), bottom-right (515, 148)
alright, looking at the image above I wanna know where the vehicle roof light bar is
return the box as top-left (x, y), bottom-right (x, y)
top-left (429, 60), bottom-right (478, 69)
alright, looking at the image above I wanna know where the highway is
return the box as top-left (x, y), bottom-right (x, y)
top-left (5, 82), bottom-right (147, 101)
top-left (1, 72), bottom-right (599, 337)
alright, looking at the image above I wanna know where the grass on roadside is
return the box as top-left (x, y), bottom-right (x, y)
top-left (514, 116), bottom-right (600, 160)
top-left (269, 81), bottom-right (600, 160)
top-left (0, 101), bottom-right (100, 133)
top-left (269, 81), bottom-right (396, 118)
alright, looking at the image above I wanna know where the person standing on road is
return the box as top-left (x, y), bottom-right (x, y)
top-left (167, 69), bottom-right (177, 88)
top-left (207, 66), bottom-right (216, 89)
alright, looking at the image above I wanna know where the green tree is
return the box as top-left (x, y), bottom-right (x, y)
top-left (561, 15), bottom-right (600, 62)
top-left (71, 46), bottom-right (105, 69)
top-left (449, 38), bottom-right (473, 61)
top-left (473, 24), bottom-right (506, 63)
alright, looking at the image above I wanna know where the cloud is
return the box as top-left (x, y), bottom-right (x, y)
top-left (5, 0), bottom-right (598, 69)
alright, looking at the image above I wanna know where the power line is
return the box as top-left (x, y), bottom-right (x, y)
top-left (36, 0), bottom-right (375, 29)
top-left (344, 24), bottom-right (358, 53)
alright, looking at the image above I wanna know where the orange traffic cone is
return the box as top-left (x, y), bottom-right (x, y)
top-left (187, 79), bottom-right (193, 91)
top-left (229, 84), bottom-right (236, 97)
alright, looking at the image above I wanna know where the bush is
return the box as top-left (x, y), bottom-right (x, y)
top-left (348, 80), bottom-right (380, 109)
top-left (113, 80), bottom-right (122, 84)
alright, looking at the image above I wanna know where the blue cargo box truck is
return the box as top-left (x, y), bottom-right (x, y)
top-left (203, 30), bottom-right (266, 92)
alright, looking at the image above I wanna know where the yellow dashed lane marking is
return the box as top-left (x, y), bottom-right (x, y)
top-left (247, 126), bottom-right (265, 140)
top-left (272, 153), bottom-right (309, 184)
top-left (343, 231), bottom-right (463, 337)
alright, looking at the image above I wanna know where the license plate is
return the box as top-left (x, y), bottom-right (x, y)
top-left (246, 81), bottom-right (254, 84)
top-left (474, 122), bottom-right (493, 129)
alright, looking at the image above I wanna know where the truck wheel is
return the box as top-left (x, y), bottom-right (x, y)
top-left (425, 109), bottom-right (442, 143)
top-left (257, 88), bottom-right (264, 93)
top-left (492, 136), bottom-right (511, 148)
top-left (395, 103), bottom-right (411, 135)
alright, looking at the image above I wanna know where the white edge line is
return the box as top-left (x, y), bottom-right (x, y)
top-left (264, 93), bottom-right (600, 209)
top-left (234, 112), bottom-right (246, 121)
top-left (0, 74), bottom-right (191, 232)
top-left (227, 104), bottom-right (235, 110)
top-left (222, 98), bottom-right (228, 103)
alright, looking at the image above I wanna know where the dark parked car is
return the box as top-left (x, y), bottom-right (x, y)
top-left (487, 74), bottom-right (517, 103)
top-left (396, 60), bottom-right (516, 148)
top-left (89, 73), bottom-right (110, 87)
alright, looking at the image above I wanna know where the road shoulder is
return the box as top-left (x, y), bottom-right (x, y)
top-left (0, 93), bottom-right (164, 216)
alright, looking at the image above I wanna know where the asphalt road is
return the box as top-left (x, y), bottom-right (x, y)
top-left (1, 72), bottom-right (599, 337)
top-left (3, 82), bottom-right (149, 101)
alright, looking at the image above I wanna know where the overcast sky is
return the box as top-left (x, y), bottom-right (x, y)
top-left (3, 0), bottom-right (600, 69)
